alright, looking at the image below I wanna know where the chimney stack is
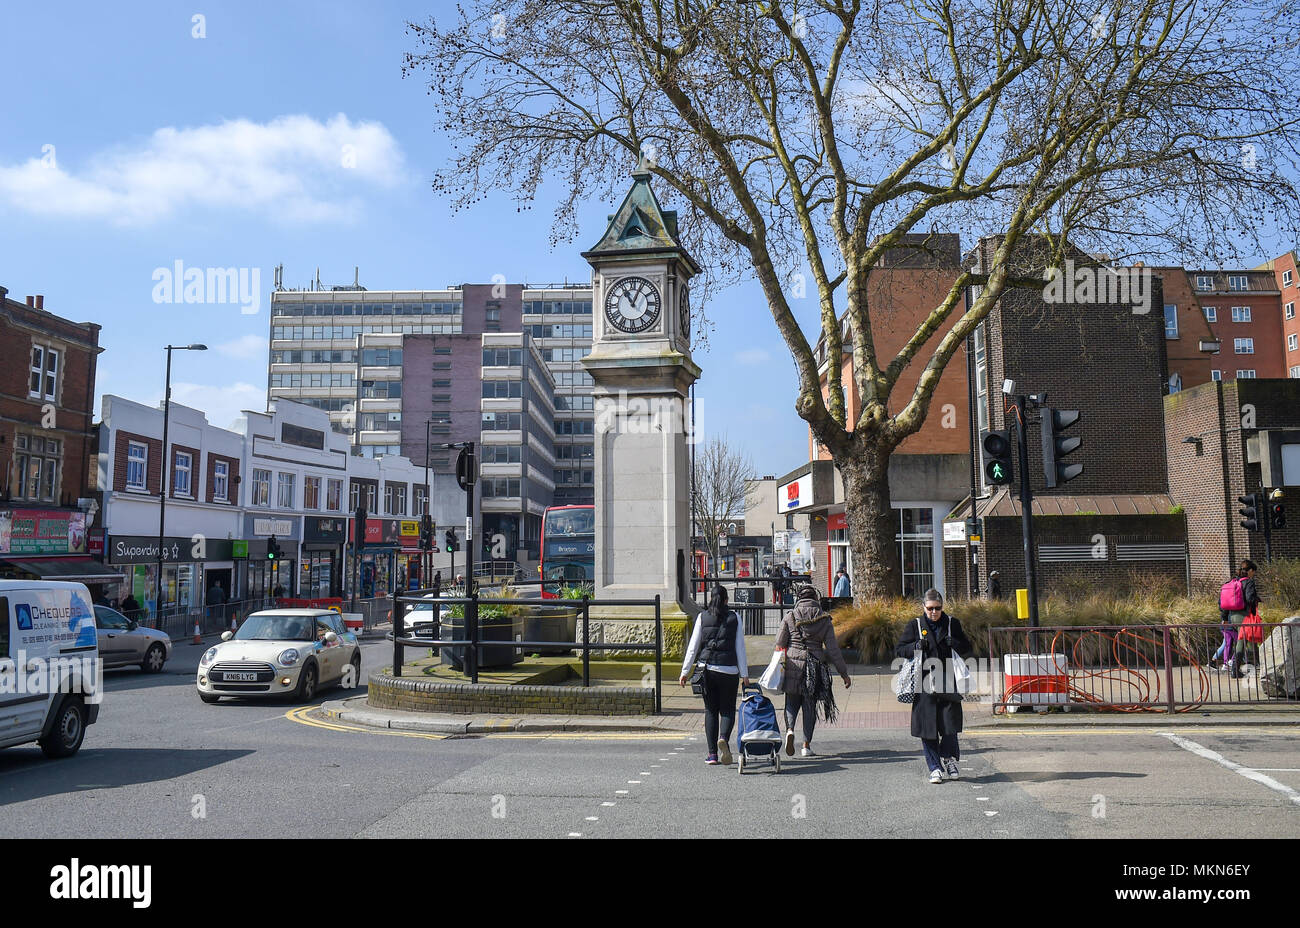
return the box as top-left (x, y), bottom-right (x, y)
top-left (25, 295), bottom-right (34, 307)
top-left (34, 295), bottom-right (44, 310)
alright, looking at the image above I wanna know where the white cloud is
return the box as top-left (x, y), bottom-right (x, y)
top-left (214, 335), bottom-right (269, 361)
top-left (736, 348), bottom-right (772, 365)
top-left (0, 114), bottom-right (406, 225)
top-left (168, 381), bottom-right (266, 431)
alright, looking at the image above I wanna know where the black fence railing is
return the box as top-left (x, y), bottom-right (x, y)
top-left (987, 621), bottom-right (1300, 713)
top-left (388, 587), bottom-right (663, 713)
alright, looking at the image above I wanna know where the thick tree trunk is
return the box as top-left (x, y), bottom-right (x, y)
top-left (838, 450), bottom-right (902, 599)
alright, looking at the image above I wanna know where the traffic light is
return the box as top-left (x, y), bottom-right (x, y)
top-left (980, 430), bottom-right (1014, 485)
top-left (1271, 489), bottom-right (1286, 530)
top-left (266, 535), bottom-right (282, 561)
top-left (1238, 493), bottom-right (1262, 532)
top-left (419, 514), bottom-right (434, 551)
top-left (1041, 408), bottom-right (1083, 488)
top-left (445, 529), bottom-right (458, 552)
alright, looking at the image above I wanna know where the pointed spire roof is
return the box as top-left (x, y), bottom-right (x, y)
top-left (583, 158), bottom-right (701, 273)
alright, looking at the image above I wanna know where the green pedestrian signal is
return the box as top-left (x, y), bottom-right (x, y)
top-left (981, 430), bottom-right (1014, 486)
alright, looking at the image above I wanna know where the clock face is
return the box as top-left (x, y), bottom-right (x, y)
top-left (679, 286), bottom-right (690, 342)
top-left (604, 276), bottom-right (661, 334)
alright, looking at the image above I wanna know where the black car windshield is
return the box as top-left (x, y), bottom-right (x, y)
top-left (235, 615), bottom-right (316, 641)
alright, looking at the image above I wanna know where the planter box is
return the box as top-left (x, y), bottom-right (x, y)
top-left (522, 607), bottom-right (578, 656)
top-left (441, 614), bottom-right (524, 669)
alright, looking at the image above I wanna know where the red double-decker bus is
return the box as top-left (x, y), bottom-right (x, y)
top-left (539, 505), bottom-right (594, 598)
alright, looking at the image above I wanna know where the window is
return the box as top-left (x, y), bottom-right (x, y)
top-left (359, 381), bottom-right (402, 399)
top-left (1203, 306), bottom-right (1217, 322)
top-left (432, 379), bottom-right (451, 388)
top-left (414, 486), bottom-right (428, 515)
top-left (174, 451), bottom-right (192, 496)
top-left (482, 381), bottom-right (523, 398)
top-left (251, 468), bottom-right (271, 507)
top-left (433, 361), bottom-right (452, 370)
top-left (1287, 302), bottom-right (1296, 320)
top-left (304, 475), bottom-right (321, 510)
top-left (29, 345), bottom-right (59, 401)
top-left (434, 346), bottom-right (453, 355)
top-left (1234, 338), bottom-right (1254, 354)
top-left (482, 348), bottom-right (524, 367)
top-left (277, 473), bottom-right (296, 508)
top-left (482, 412), bottom-right (523, 430)
top-left (326, 478), bottom-right (342, 511)
top-left (1237, 370), bottom-right (1257, 379)
top-left (1231, 306), bottom-right (1252, 323)
top-left (1290, 366), bottom-right (1300, 378)
top-left (384, 483), bottom-right (408, 515)
top-left (1285, 270), bottom-right (1294, 288)
top-left (1228, 275), bottom-right (1248, 291)
top-left (481, 445), bottom-right (522, 464)
top-left (1168, 372), bottom-right (1182, 393)
top-left (429, 412), bottom-right (452, 424)
top-left (213, 460), bottom-right (229, 501)
top-left (1195, 275), bottom-right (1214, 291)
top-left (480, 477), bottom-right (522, 498)
top-left (127, 441), bottom-right (148, 491)
top-left (360, 348), bottom-right (403, 366)
top-left (1211, 370), bottom-right (1223, 382)
top-left (15, 435), bottom-right (60, 501)
top-left (1163, 304), bottom-right (1178, 338)
top-left (1291, 334), bottom-right (1299, 352)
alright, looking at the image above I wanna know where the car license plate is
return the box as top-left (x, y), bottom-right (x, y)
top-left (223, 671), bottom-right (258, 681)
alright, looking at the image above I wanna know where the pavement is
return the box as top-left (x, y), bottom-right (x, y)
top-left (318, 633), bottom-right (1300, 735)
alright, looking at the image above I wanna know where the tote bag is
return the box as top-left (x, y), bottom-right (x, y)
top-left (758, 650), bottom-right (785, 691)
top-left (891, 619), bottom-right (923, 704)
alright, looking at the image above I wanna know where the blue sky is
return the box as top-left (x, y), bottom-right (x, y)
top-left (0, 0), bottom-right (810, 478)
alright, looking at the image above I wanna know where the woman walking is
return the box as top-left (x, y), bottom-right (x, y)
top-left (896, 589), bottom-right (974, 783)
top-left (775, 584), bottom-right (852, 757)
top-left (679, 586), bottom-right (749, 764)
top-left (1220, 559), bottom-right (1261, 679)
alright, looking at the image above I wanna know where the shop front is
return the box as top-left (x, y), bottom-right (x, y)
top-left (242, 515), bottom-right (301, 599)
top-left (0, 508), bottom-right (123, 592)
top-left (105, 534), bottom-right (236, 617)
top-left (302, 516), bottom-right (346, 598)
top-left (344, 518), bottom-right (418, 598)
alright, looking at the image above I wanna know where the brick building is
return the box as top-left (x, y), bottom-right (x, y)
top-left (1255, 251), bottom-right (1300, 379)
top-left (769, 234), bottom-right (972, 597)
top-left (0, 286), bottom-right (117, 590)
top-left (1165, 378), bottom-right (1300, 585)
top-left (942, 237), bottom-right (1188, 598)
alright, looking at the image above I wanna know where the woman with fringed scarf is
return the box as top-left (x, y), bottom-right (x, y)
top-left (774, 584), bottom-right (851, 757)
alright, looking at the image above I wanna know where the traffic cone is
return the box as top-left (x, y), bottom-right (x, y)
top-left (193, 619), bottom-right (202, 645)
top-left (229, 614), bottom-right (238, 632)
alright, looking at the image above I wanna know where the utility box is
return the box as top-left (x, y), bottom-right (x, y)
top-left (1003, 653), bottom-right (1069, 707)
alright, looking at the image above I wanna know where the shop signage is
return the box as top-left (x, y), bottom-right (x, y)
top-left (943, 521), bottom-right (966, 543)
top-left (253, 519), bottom-right (294, 536)
top-left (108, 535), bottom-right (235, 564)
top-left (778, 474), bottom-right (814, 512)
top-left (304, 517), bottom-right (346, 544)
top-left (827, 512), bottom-right (848, 532)
top-left (88, 531), bottom-right (105, 556)
top-left (232, 540), bottom-right (249, 558)
top-left (0, 509), bottom-right (88, 556)
top-left (362, 519), bottom-right (417, 546)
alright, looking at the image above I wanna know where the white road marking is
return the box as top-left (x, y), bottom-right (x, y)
top-left (640, 771), bottom-right (651, 775)
top-left (628, 780), bottom-right (641, 784)
top-left (601, 801), bottom-right (616, 807)
top-left (568, 832), bottom-right (582, 837)
top-left (1252, 768), bottom-right (1300, 773)
top-left (984, 811), bottom-right (999, 817)
top-left (976, 797), bottom-right (990, 801)
top-left (585, 816), bottom-right (599, 821)
top-left (615, 790), bottom-right (629, 795)
top-left (1161, 732), bottom-right (1300, 807)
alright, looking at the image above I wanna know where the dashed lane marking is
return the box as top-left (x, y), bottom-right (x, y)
top-left (971, 727), bottom-right (1288, 737)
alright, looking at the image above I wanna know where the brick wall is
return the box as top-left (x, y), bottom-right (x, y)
top-left (114, 430), bottom-right (162, 495)
top-left (0, 297), bottom-right (100, 502)
top-left (368, 674), bottom-right (655, 715)
top-left (206, 452), bottom-right (240, 504)
top-left (1165, 382), bottom-right (1232, 582)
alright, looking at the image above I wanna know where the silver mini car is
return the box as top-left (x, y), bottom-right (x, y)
top-left (196, 609), bottom-right (361, 703)
top-left (95, 605), bottom-right (172, 672)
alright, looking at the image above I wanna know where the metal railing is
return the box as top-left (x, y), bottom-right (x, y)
top-left (126, 596), bottom-right (276, 640)
top-left (691, 574), bottom-right (816, 634)
top-left (986, 622), bottom-right (1300, 713)
top-left (388, 586), bottom-right (663, 713)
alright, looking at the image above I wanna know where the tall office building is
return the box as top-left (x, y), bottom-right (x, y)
top-left (267, 272), bottom-right (595, 557)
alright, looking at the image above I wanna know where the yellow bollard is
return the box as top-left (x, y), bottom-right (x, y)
top-left (1016, 588), bottom-right (1030, 621)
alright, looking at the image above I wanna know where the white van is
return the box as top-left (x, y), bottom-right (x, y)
top-left (0, 580), bottom-right (101, 758)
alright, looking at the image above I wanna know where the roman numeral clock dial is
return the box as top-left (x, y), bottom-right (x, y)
top-left (604, 276), bottom-right (661, 334)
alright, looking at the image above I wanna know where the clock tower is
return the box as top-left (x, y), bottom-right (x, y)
top-left (582, 157), bottom-right (702, 655)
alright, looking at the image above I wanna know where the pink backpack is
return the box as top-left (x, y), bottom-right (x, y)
top-left (1219, 577), bottom-right (1246, 611)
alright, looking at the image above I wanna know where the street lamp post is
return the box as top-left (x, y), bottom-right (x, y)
top-left (156, 344), bottom-right (207, 625)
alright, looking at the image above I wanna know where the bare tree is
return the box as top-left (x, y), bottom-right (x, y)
top-left (406, 0), bottom-right (1300, 596)
top-left (692, 435), bottom-right (756, 571)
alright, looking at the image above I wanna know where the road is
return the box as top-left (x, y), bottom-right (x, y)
top-left (1, 636), bottom-right (1298, 839)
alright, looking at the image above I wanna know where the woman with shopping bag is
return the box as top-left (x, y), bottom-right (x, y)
top-left (679, 585), bottom-right (749, 765)
top-left (895, 588), bottom-right (974, 784)
top-left (774, 584), bottom-right (851, 758)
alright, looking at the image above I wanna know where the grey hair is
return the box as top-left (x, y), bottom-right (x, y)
top-left (922, 588), bottom-right (944, 605)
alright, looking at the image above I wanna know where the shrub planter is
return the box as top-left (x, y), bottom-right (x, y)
top-left (521, 606), bottom-right (578, 656)
top-left (441, 614), bottom-right (524, 669)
